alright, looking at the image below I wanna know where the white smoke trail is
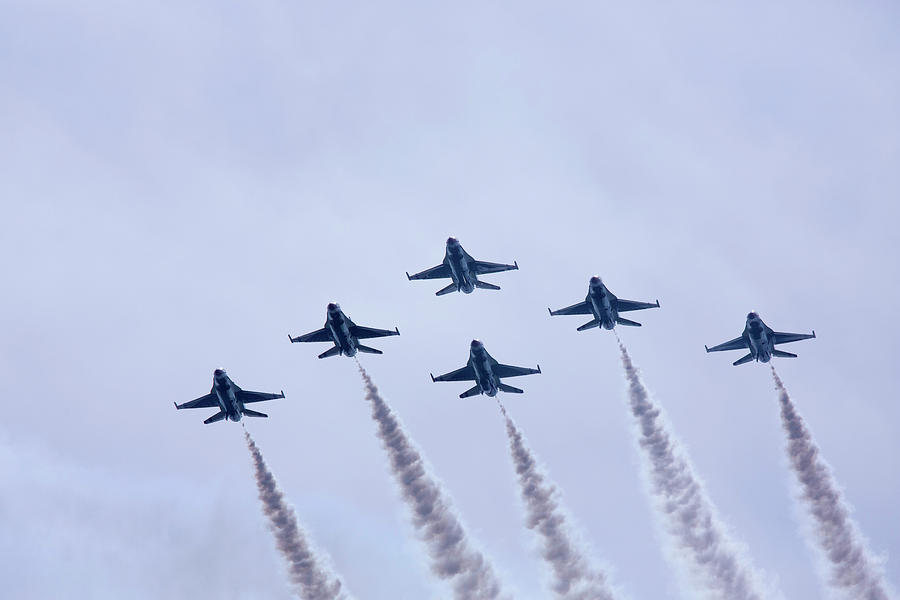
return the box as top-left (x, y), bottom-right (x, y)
top-left (244, 429), bottom-right (349, 600)
top-left (618, 340), bottom-right (766, 600)
top-left (499, 400), bottom-right (618, 600)
top-left (358, 364), bottom-right (507, 600)
top-left (772, 367), bottom-right (893, 600)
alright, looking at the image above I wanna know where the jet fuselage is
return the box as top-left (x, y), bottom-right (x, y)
top-left (326, 303), bottom-right (356, 357)
top-left (444, 237), bottom-right (476, 294)
top-left (213, 369), bottom-right (243, 422)
top-left (469, 340), bottom-right (498, 396)
top-left (744, 312), bottom-right (772, 362)
top-left (587, 277), bottom-right (617, 329)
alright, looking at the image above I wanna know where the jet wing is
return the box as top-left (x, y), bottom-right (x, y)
top-left (289, 327), bottom-right (333, 343)
top-left (616, 298), bottom-right (660, 312)
top-left (238, 389), bottom-right (285, 404)
top-left (705, 336), bottom-right (748, 353)
top-left (175, 391), bottom-right (218, 410)
top-left (772, 331), bottom-right (816, 345)
top-left (549, 301), bottom-right (593, 316)
top-left (493, 364), bottom-right (541, 378)
top-left (350, 325), bottom-right (400, 340)
top-left (431, 365), bottom-right (477, 382)
top-left (470, 260), bottom-right (518, 275)
top-left (407, 264), bottom-right (452, 280)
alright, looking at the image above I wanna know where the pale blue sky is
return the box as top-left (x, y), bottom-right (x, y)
top-left (2, 2), bottom-right (898, 598)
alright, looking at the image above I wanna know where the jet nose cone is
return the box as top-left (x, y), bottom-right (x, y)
top-left (214, 368), bottom-right (225, 377)
top-left (470, 339), bottom-right (484, 349)
top-left (747, 311), bottom-right (758, 320)
top-left (446, 236), bottom-right (459, 245)
top-left (590, 276), bottom-right (602, 285)
top-left (327, 302), bottom-right (338, 311)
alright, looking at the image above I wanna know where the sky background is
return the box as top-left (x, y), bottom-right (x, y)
top-left (2, 1), bottom-right (899, 598)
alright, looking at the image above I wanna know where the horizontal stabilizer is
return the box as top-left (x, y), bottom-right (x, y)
top-left (615, 317), bottom-right (641, 327)
top-left (242, 408), bottom-right (268, 418)
top-left (459, 385), bottom-right (482, 399)
top-left (436, 282), bottom-right (457, 296)
top-left (203, 411), bottom-right (227, 425)
top-left (356, 344), bottom-right (383, 355)
top-left (732, 353), bottom-right (755, 366)
top-left (772, 349), bottom-right (798, 358)
top-left (498, 383), bottom-right (524, 394)
top-left (474, 280), bottom-right (501, 291)
top-left (577, 318), bottom-right (600, 331)
top-left (318, 346), bottom-right (342, 359)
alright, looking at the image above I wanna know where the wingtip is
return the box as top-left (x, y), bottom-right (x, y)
top-left (812, 330), bottom-right (816, 338)
top-left (537, 364), bottom-right (542, 374)
top-left (173, 401), bottom-right (179, 410)
top-left (395, 326), bottom-right (400, 335)
top-left (280, 390), bottom-right (285, 398)
top-left (704, 345), bottom-right (710, 353)
top-left (514, 261), bottom-right (519, 270)
top-left (547, 307), bottom-right (553, 316)
top-left (406, 271), bottom-right (411, 281)
top-left (655, 299), bottom-right (660, 308)
top-left (430, 373), bottom-right (436, 382)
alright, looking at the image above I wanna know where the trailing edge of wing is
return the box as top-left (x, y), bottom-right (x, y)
top-left (289, 327), bottom-right (333, 343)
top-left (175, 392), bottom-right (218, 410)
top-left (408, 263), bottom-right (452, 280)
top-left (493, 364), bottom-right (541, 378)
top-left (432, 365), bottom-right (477, 382)
top-left (772, 331), bottom-right (816, 345)
top-left (616, 298), bottom-right (661, 312)
top-left (471, 260), bottom-right (518, 275)
top-left (705, 336), bottom-right (747, 353)
top-left (549, 301), bottom-right (593, 316)
top-left (350, 325), bottom-right (400, 339)
top-left (239, 390), bottom-right (285, 404)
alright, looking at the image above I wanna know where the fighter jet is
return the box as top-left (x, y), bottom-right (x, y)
top-left (705, 312), bottom-right (816, 366)
top-left (406, 237), bottom-right (518, 295)
top-left (548, 276), bottom-right (660, 330)
top-left (431, 340), bottom-right (541, 398)
top-left (174, 369), bottom-right (285, 424)
top-left (289, 303), bottom-right (399, 358)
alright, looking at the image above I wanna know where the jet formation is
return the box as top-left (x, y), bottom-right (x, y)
top-left (176, 236), bottom-right (817, 423)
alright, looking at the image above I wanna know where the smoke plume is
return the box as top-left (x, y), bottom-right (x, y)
top-left (244, 429), bottom-right (349, 600)
top-left (499, 400), bottom-right (618, 600)
top-left (772, 368), bottom-right (893, 599)
top-left (618, 340), bottom-right (765, 600)
top-left (358, 364), bottom-right (506, 600)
